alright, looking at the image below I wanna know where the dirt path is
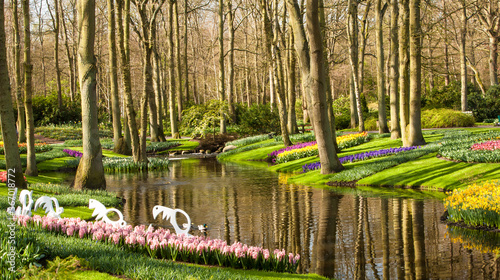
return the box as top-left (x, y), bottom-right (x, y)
top-left (34, 134), bottom-right (65, 145)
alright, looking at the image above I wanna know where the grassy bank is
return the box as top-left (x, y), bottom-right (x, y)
top-left (219, 128), bottom-right (500, 191)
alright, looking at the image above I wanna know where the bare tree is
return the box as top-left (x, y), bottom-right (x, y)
top-left (12, 0), bottom-right (26, 143)
top-left (218, 0), bottom-right (226, 133)
top-left (116, 0), bottom-right (143, 161)
top-left (0, 0), bottom-right (26, 188)
top-left (23, 0), bottom-right (38, 176)
top-left (73, 0), bottom-right (106, 190)
top-left (475, 0), bottom-right (500, 85)
top-left (375, 0), bottom-right (389, 133)
top-left (168, 0), bottom-right (180, 138)
top-left (347, 0), bottom-right (365, 132)
top-left (47, 0), bottom-right (62, 108)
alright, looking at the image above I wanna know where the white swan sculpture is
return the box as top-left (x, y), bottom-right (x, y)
top-left (34, 196), bottom-right (64, 218)
top-left (152, 205), bottom-right (191, 236)
top-left (15, 190), bottom-right (34, 217)
top-left (89, 199), bottom-right (127, 227)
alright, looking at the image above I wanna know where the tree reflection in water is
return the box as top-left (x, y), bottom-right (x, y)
top-left (103, 158), bottom-right (500, 279)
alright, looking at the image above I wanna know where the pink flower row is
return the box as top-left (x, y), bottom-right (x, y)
top-left (470, 140), bottom-right (500, 151)
top-left (14, 214), bottom-right (300, 273)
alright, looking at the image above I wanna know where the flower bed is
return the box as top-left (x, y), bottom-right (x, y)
top-left (15, 215), bottom-right (300, 273)
top-left (0, 142), bottom-right (52, 155)
top-left (470, 140), bottom-right (500, 151)
top-left (439, 131), bottom-right (500, 163)
top-left (63, 149), bottom-right (83, 158)
top-left (444, 180), bottom-right (500, 229)
top-left (269, 132), bottom-right (369, 164)
top-left (302, 146), bottom-right (421, 173)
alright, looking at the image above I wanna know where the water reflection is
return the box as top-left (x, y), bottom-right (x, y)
top-left (104, 158), bottom-right (500, 279)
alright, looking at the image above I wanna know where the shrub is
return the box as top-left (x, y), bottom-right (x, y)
top-left (421, 108), bottom-right (475, 128)
top-left (422, 81), bottom-right (462, 110)
top-left (32, 93), bottom-right (81, 126)
top-left (468, 85), bottom-right (500, 122)
top-left (238, 104), bottom-right (280, 135)
top-left (0, 142), bottom-right (52, 155)
top-left (181, 100), bottom-right (228, 137)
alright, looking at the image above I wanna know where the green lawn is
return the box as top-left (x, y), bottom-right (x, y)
top-left (219, 128), bottom-right (500, 191)
top-left (158, 139), bottom-right (200, 153)
top-left (358, 153), bottom-right (500, 190)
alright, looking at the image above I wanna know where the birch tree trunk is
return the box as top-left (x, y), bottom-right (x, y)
top-left (74, 0), bottom-right (106, 190)
top-left (23, 0), bottom-right (37, 176)
top-left (0, 0), bottom-right (26, 188)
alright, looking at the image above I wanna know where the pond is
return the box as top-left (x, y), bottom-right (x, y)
top-left (104, 157), bottom-right (500, 279)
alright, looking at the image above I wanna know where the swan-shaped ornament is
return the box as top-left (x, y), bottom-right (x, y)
top-left (89, 199), bottom-right (127, 227)
top-left (152, 205), bottom-right (191, 236)
top-left (34, 196), bottom-right (64, 218)
top-left (15, 190), bottom-right (34, 217)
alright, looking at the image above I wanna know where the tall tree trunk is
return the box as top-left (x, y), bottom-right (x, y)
top-left (116, 0), bottom-right (141, 161)
top-left (358, 1), bottom-right (371, 96)
top-left (488, 36), bottom-right (498, 85)
top-left (61, 3), bottom-right (76, 101)
top-left (23, 0), bottom-right (37, 176)
top-left (153, 26), bottom-right (166, 141)
top-left (74, 0), bottom-right (106, 190)
top-left (460, 1), bottom-right (467, 111)
top-left (168, 0), bottom-right (179, 138)
top-left (399, 0), bottom-right (410, 146)
top-left (273, 0), bottom-right (291, 147)
top-left (376, 0), bottom-right (389, 133)
top-left (287, 0), bottom-right (344, 174)
top-left (347, 0), bottom-right (364, 132)
top-left (287, 33), bottom-right (298, 134)
top-left (227, 0), bottom-right (235, 122)
top-left (0, 0), bottom-right (26, 188)
top-left (244, 20), bottom-right (251, 107)
top-left (48, 0), bottom-right (63, 108)
top-left (408, 0), bottom-right (425, 146)
top-left (218, 0), bottom-right (226, 134)
top-left (443, 0), bottom-right (450, 86)
top-left (12, 0), bottom-right (26, 143)
top-left (183, 0), bottom-right (189, 103)
top-left (174, 1), bottom-right (183, 122)
top-left (319, 0), bottom-right (340, 152)
top-left (349, 76), bottom-right (358, 128)
top-left (390, 0), bottom-right (400, 139)
top-left (107, 0), bottom-right (125, 152)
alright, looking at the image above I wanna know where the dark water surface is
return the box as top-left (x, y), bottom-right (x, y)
top-left (104, 158), bottom-right (500, 279)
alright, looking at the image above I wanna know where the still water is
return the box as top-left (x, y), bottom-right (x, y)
top-left (104, 158), bottom-right (500, 279)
